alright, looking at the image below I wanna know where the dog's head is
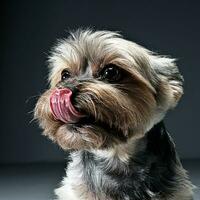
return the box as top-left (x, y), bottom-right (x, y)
top-left (34, 30), bottom-right (183, 150)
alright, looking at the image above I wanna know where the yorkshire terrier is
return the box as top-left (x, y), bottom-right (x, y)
top-left (34, 29), bottom-right (194, 200)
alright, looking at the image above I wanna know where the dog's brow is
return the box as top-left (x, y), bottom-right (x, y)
top-left (79, 62), bottom-right (93, 79)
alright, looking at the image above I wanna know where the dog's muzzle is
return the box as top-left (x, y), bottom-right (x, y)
top-left (50, 88), bottom-right (83, 123)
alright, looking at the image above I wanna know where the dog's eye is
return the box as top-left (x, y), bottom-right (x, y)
top-left (100, 64), bottom-right (121, 82)
top-left (61, 70), bottom-right (70, 81)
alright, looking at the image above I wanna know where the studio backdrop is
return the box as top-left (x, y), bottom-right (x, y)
top-left (1, 0), bottom-right (200, 163)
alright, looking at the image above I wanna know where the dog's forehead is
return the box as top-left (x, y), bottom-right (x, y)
top-left (48, 30), bottom-right (156, 88)
top-left (50, 33), bottom-right (125, 76)
top-left (63, 35), bottom-right (121, 71)
top-left (78, 59), bottom-right (95, 79)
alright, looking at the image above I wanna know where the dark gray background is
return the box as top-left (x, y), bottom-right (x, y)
top-left (1, 0), bottom-right (200, 164)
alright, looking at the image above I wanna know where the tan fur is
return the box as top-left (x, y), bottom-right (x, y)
top-left (34, 30), bottom-right (183, 151)
top-left (33, 29), bottom-right (188, 200)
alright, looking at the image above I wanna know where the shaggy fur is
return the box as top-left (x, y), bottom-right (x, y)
top-left (34, 29), bottom-right (194, 200)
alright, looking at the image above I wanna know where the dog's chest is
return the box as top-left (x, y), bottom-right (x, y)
top-left (59, 152), bottom-right (110, 200)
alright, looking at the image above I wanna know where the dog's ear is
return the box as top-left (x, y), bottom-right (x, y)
top-left (150, 56), bottom-right (184, 110)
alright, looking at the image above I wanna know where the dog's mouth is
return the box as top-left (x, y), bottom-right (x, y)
top-left (49, 88), bottom-right (128, 143)
top-left (50, 88), bottom-right (85, 123)
top-left (49, 88), bottom-right (101, 125)
top-left (50, 88), bottom-right (117, 129)
top-left (74, 115), bottom-right (127, 142)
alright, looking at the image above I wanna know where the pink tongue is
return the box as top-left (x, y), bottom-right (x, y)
top-left (50, 88), bottom-right (82, 123)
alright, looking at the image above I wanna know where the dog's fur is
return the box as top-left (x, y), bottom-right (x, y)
top-left (34, 29), bottom-right (194, 200)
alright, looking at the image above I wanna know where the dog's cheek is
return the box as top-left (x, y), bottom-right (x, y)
top-left (75, 84), bottom-right (137, 129)
top-left (123, 82), bottom-right (157, 129)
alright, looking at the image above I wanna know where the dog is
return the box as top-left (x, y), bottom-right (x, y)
top-left (34, 29), bottom-right (194, 200)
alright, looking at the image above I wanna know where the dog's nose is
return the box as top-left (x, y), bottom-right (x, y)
top-left (56, 80), bottom-right (80, 107)
top-left (64, 83), bottom-right (78, 95)
top-left (57, 79), bottom-right (79, 95)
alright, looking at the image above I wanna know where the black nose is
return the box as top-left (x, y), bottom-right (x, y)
top-left (56, 81), bottom-right (79, 106)
top-left (65, 83), bottom-right (78, 95)
top-left (57, 80), bottom-right (79, 94)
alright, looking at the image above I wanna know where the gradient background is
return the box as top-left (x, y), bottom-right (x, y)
top-left (1, 0), bottom-right (200, 164)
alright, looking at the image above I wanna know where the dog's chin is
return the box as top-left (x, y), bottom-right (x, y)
top-left (55, 113), bottom-right (129, 150)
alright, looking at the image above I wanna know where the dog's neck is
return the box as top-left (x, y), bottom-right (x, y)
top-left (84, 121), bottom-right (179, 178)
top-left (91, 121), bottom-right (168, 164)
top-left (91, 136), bottom-right (138, 164)
top-left (75, 121), bottom-right (175, 168)
top-left (68, 121), bottom-right (182, 199)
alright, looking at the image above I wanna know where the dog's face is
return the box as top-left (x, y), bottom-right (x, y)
top-left (34, 30), bottom-right (183, 150)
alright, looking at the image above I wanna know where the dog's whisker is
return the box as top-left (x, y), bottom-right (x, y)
top-left (25, 94), bottom-right (41, 104)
